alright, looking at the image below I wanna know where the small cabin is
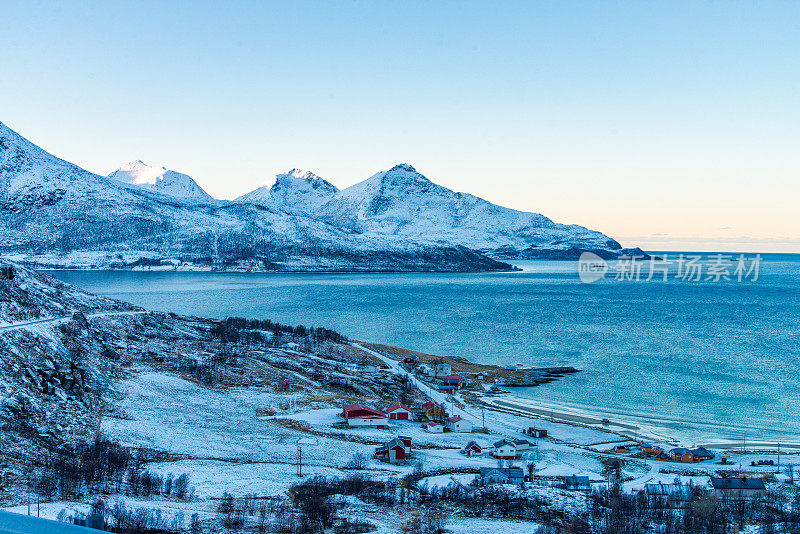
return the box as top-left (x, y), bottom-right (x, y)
top-left (641, 444), bottom-right (663, 455)
top-left (645, 482), bottom-right (692, 504)
top-left (492, 439), bottom-right (517, 460)
top-left (710, 477), bottom-right (766, 500)
top-left (462, 441), bottom-right (482, 457)
top-left (375, 438), bottom-right (409, 464)
top-left (425, 422), bottom-right (444, 433)
top-left (526, 427), bottom-right (547, 438)
top-left (512, 439), bottom-right (534, 451)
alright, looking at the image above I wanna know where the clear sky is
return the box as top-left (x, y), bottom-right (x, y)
top-left (2, 1), bottom-right (798, 252)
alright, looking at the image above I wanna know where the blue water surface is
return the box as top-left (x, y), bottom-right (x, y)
top-left (50, 253), bottom-right (800, 443)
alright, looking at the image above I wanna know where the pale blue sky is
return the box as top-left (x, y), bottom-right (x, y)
top-left (2, 1), bottom-right (798, 251)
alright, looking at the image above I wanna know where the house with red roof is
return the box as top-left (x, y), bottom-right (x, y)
top-left (386, 403), bottom-right (412, 420)
top-left (445, 415), bottom-right (472, 433)
top-left (342, 404), bottom-right (389, 428)
top-left (425, 422), bottom-right (444, 433)
top-left (443, 375), bottom-right (463, 389)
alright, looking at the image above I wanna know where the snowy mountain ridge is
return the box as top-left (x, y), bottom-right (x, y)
top-left (235, 168), bottom-right (339, 215)
top-left (1, 119), bottom-right (633, 269)
top-left (238, 163), bottom-right (626, 258)
top-left (107, 160), bottom-right (214, 202)
top-left (0, 121), bottom-right (512, 271)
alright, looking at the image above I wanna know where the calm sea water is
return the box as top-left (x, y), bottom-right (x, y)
top-left (50, 254), bottom-right (800, 444)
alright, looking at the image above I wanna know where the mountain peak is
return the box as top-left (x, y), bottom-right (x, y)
top-left (108, 161), bottom-right (213, 202)
top-left (274, 168), bottom-right (326, 186)
top-left (236, 169), bottom-right (338, 214)
top-left (388, 163), bottom-right (416, 173)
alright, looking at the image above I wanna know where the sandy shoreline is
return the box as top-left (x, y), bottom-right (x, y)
top-left (482, 395), bottom-right (800, 451)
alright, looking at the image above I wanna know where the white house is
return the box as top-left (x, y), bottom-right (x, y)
top-left (417, 364), bottom-right (434, 377)
top-left (511, 439), bottom-right (534, 451)
top-left (492, 439), bottom-right (517, 460)
top-left (425, 422), bottom-right (444, 433)
top-left (445, 415), bottom-right (472, 433)
top-left (433, 362), bottom-right (452, 379)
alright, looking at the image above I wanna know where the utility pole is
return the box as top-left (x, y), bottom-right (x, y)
top-left (297, 443), bottom-right (302, 477)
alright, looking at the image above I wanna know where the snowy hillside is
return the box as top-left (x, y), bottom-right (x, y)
top-left (236, 168), bottom-right (338, 214)
top-left (0, 261), bottom-right (136, 324)
top-left (316, 164), bottom-right (624, 258)
top-left (108, 160), bottom-right (214, 202)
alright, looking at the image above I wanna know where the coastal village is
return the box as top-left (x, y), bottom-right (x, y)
top-left (1, 261), bottom-right (798, 533)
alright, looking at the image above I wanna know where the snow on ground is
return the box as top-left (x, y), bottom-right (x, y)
top-left (2, 496), bottom-right (214, 524)
top-left (101, 372), bottom-right (377, 467)
top-left (145, 459), bottom-right (389, 498)
top-left (445, 517), bottom-right (541, 533)
top-left (283, 407), bottom-right (496, 449)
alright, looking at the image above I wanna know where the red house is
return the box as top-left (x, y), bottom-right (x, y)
top-left (342, 404), bottom-right (389, 428)
top-left (375, 438), bottom-right (408, 464)
top-left (403, 356), bottom-right (420, 365)
top-left (444, 375), bottom-right (463, 389)
top-left (386, 403), bottom-right (412, 420)
top-left (462, 441), bottom-right (482, 457)
top-left (276, 379), bottom-right (291, 391)
top-left (398, 435), bottom-right (412, 448)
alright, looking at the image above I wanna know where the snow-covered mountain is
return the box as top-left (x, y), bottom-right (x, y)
top-left (108, 160), bottom-right (214, 202)
top-left (0, 121), bottom-right (511, 271)
top-left (235, 163), bottom-right (630, 259)
top-left (314, 164), bottom-right (625, 258)
top-left (236, 169), bottom-right (338, 214)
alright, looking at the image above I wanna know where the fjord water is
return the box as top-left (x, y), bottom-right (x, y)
top-left (51, 255), bottom-right (800, 445)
